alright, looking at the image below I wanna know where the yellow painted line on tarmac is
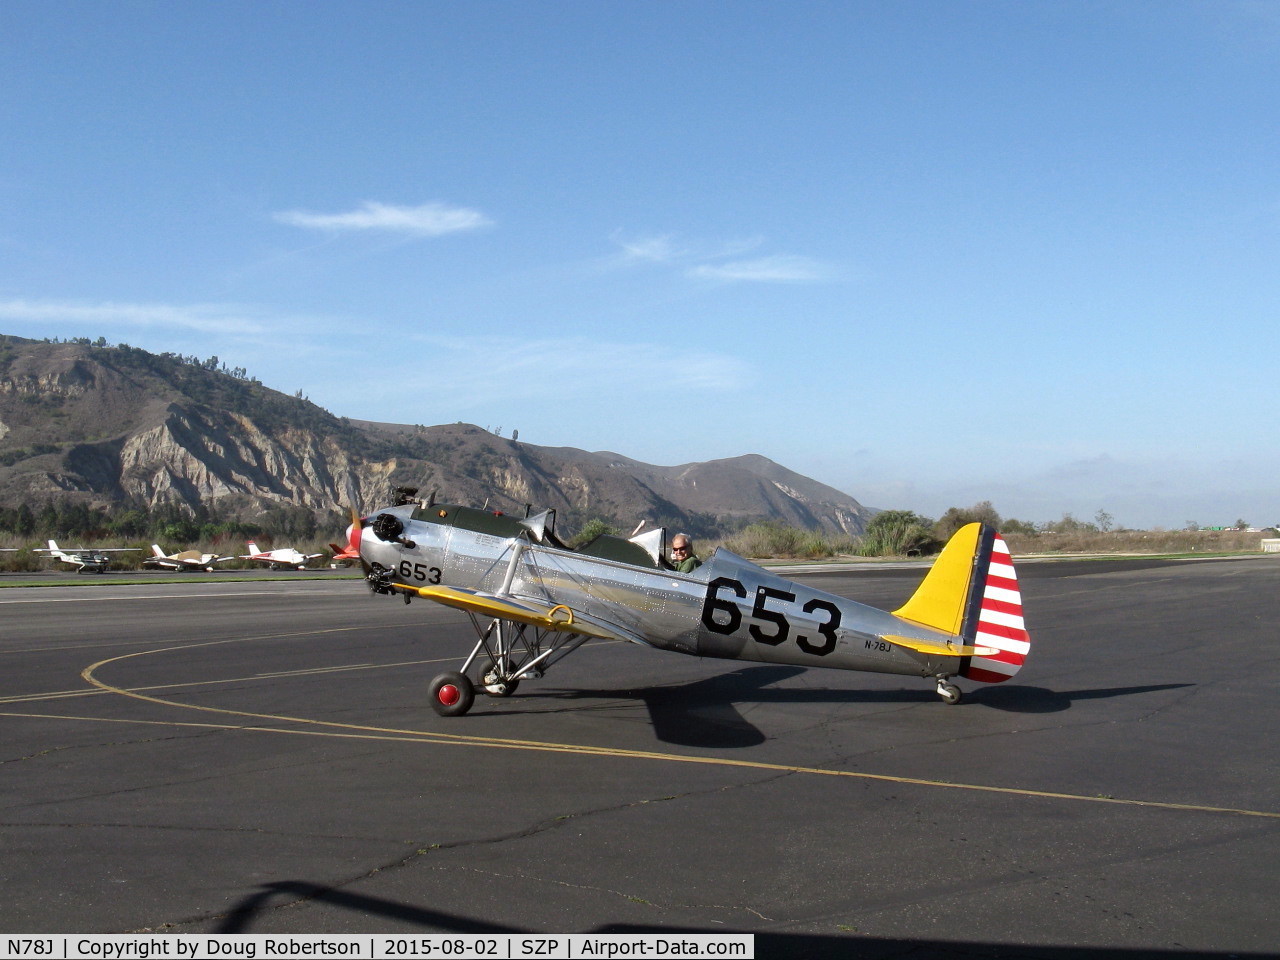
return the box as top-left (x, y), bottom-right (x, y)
top-left (58, 637), bottom-right (1280, 823)
top-left (0, 591), bottom-right (289, 604)
top-left (0, 656), bottom-right (456, 706)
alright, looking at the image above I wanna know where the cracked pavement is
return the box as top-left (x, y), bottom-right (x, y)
top-left (1, 560), bottom-right (1277, 957)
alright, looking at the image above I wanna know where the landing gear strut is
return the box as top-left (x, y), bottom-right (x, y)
top-left (424, 614), bottom-right (590, 717)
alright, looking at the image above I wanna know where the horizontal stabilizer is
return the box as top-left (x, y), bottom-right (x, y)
top-left (400, 584), bottom-right (617, 639)
top-left (880, 635), bottom-right (999, 658)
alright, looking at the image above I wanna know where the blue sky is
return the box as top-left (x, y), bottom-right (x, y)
top-left (3, 1), bottom-right (1278, 529)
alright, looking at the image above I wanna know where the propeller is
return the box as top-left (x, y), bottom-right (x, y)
top-left (347, 507), bottom-right (369, 574)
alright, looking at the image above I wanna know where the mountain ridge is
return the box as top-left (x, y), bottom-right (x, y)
top-left (0, 336), bottom-right (872, 537)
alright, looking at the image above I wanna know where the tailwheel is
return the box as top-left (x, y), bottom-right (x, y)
top-left (481, 670), bottom-right (519, 698)
top-left (429, 671), bottom-right (475, 717)
top-left (936, 679), bottom-right (963, 705)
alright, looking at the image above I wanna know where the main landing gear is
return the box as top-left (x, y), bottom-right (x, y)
top-left (426, 615), bottom-right (589, 717)
top-left (428, 671), bottom-right (475, 718)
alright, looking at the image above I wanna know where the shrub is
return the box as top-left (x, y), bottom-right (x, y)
top-left (726, 521), bottom-right (859, 559)
top-left (857, 510), bottom-right (940, 557)
top-left (570, 518), bottom-right (619, 547)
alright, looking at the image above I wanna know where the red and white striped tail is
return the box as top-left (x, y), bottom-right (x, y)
top-left (961, 533), bottom-right (1031, 683)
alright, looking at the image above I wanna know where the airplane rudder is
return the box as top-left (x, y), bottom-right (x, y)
top-left (959, 528), bottom-right (1031, 683)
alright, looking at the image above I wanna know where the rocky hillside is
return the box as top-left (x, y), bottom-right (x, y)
top-left (0, 336), bottom-right (872, 537)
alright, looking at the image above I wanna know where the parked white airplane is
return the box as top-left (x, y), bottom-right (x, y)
top-left (239, 541), bottom-right (324, 570)
top-left (143, 544), bottom-right (234, 572)
top-left (35, 540), bottom-right (138, 574)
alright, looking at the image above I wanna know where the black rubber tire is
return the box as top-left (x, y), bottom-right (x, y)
top-left (429, 671), bottom-right (475, 717)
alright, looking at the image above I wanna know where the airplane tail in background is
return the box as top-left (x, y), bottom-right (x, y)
top-left (246, 541), bottom-right (260, 554)
top-left (47, 540), bottom-right (61, 553)
top-left (151, 544), bottom-right (165, 557)
top-left (893, 523), bottom-right (1030, 684)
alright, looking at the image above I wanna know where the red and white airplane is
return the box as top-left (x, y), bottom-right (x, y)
top-left (239, 541), bottom-right (325, 570)
top-left (327, 539), bottom-right (362, 568)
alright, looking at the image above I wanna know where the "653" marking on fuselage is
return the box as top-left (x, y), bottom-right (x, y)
top-left (399, 560), bottom-right (442, 584)
top-left (700, 576), bottom-right (842, 656)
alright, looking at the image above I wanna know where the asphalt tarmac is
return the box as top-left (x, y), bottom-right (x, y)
top-left (2, 557), bottom-right (1277, 958)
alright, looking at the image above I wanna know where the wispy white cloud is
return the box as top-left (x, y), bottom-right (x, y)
top-left (273, 200), bottom-right (492, 236)
top-left (609, 231), bottom-right (765, 266)
top-left (687, 254), bottom-right (834, 284)
top-left (414, 336), bottom-right (751, 400)
top-left (612, 232), bottom-right (684, 263)
top-left (607, 232), bottom-right (833, 284)
top-left (0, 298), bottom-right (268, 335)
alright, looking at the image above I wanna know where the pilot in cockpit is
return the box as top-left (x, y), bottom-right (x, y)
top-left (670, 534), bottom-right (702, 573)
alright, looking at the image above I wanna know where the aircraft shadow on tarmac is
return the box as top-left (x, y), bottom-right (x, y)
top-left (465, 665), bottom-right (1195, 748)
top-left (216, 880), bottom-right (1268, 959)
top-left (967, 682), bottom-right (1194, 714)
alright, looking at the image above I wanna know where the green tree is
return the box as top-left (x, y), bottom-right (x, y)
top-left (1042, 513), bottom-right (1097, 534)
top-left (13, 503), bottom-right (35, 537)
top-left (934, 500), bottom-right (1002, 540)
top-left (36, 501), bottom-right (59, 535)
top-left (109, 509), bottom-right (149, 538)
top-left (1000, 517), bottom-right (1038, 536)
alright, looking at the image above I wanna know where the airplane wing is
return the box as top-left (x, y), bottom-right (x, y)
top-left (395, 583), bottom-right (637, 643)
top-left (880, 635), bottom-right (999, 658)
top-left (35, 547), bottom-right (136, 555)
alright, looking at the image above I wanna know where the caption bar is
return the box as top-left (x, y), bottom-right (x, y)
top-left (5, 936), bottom-right (754, 960)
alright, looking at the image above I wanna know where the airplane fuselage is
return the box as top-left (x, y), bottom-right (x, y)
top-left (362, 505), bottom-right (963, 681)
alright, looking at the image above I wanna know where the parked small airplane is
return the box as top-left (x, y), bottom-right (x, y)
top-left (35, 540), bottom-right (138, 574)
top-left (240, 541), bottom-right (324, 570)
top-left (327, 539), bottom-right (361, 568)
top-left (349, 501), bottom-right (1032, 716)
top-left (143, 544), bottom-right (234, 572)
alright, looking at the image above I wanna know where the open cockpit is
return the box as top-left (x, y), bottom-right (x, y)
top-left (409, 503), bottom-right (673, 569)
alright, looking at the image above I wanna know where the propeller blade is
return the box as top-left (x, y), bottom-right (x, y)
top-left (348, 508), bottom-right (362, 554)
top-left (347, 507), bottom-right (372, 575)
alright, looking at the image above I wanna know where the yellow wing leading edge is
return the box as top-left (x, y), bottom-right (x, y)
top-left (396, 584), bottom-right (619, 639)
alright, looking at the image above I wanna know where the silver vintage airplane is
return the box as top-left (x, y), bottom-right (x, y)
top-left (349, 501), bottom-right (1032, 716)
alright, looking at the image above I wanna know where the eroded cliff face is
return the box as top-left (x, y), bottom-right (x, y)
top-left (0, 359), bottom-right (97, 398)
top-left (113, 406), bottom-right (396, 512)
